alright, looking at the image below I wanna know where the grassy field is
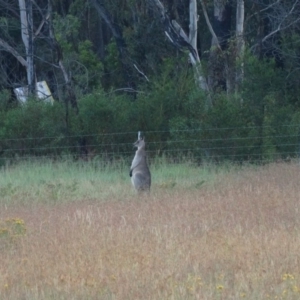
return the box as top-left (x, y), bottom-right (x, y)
top-left (0, 159), bottom-right (300, 299)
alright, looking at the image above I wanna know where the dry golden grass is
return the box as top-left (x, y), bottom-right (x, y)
top-left (1, 161), bottom-right (300, 299)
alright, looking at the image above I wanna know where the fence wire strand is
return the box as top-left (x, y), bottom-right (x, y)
top-left (0, 127), bottom-right (299, 163)
top-left (0, 124), bottom-right (299, 142)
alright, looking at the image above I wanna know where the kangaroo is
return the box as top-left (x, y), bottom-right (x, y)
top-left (130, 136), bottom-right (151, 193)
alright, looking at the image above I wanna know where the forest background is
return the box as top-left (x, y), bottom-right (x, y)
top-left (0, 0), bottom-right (300, 164)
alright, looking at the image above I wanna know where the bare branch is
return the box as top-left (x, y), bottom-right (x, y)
top-left (149, 0), bottom-right (211, 102)
top-left (262, 0), bottom-right (300, 42)
top-left (150, 0), bottom-right (199, 62)
top-left (107, 88), bottom-right (144, 94)
top-left (251, 0), bottom-right (300, 50)
top-left (150, 0), bottom-right (165, 16)
top-left (199, 0), bottom-right (222, 52)
top-left (32, 0), bottom-right (50, 38)
top-left (89, 0), bottom-right (125, 50)
top-left (171, 20), bottom-right (189, 44)
top-left (0, 38), bottom-right (27, 67)
top-left (133, 64), bottom-right (150, 82)
top-left (246, 0), bottom-right (281, 21)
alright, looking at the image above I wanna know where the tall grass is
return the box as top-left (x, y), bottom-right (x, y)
top-left (0, 159), bottom-right (300, 299)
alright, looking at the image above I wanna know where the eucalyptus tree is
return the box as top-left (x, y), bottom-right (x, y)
top-left (149, 0), bottom-right (245, 103)
top-left (150, 0), bottom-right (211, 100)
top-left (18, 0), bottom-right (35, 95)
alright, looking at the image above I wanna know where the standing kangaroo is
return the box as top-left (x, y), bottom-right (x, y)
top-left (130, 135), bottom-right (151, 192)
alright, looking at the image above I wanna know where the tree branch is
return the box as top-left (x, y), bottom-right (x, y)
top-left (89, 0), bottom-right (126, 53)
top-left (0, 38), bottom-right (27, 67)
top-left (199, 0), bottom-right (222, 51)
top-left (32, 0), bottom-right (50, 38)
top-left (251, 0), bottom-right (300, 50)
top-left (133, 64), bottom-right (149, 82)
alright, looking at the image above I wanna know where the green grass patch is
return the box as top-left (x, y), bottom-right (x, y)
top-left (0, 157), bottom-right (234, 206)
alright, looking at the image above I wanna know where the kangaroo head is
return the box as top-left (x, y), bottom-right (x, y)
top-left (133, 137), bottom-right (146, 150)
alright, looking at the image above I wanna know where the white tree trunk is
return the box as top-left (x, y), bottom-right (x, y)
top-left (189, 0), bottom-right (198, 57)
top-left (19, 0), bottom-right (28, 49)
top-left (188, 0), bottom-right (211, 100)
top-left (236, 0), bottom-right (245, 91)
top-left (19, 0), bottom-right (35, 95)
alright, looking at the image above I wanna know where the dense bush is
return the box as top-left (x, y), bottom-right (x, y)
top-left (0, 55), bottom-right (299, 163)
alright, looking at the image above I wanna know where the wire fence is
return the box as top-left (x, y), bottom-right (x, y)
top-left (0, 125), bottom-right (299, 164)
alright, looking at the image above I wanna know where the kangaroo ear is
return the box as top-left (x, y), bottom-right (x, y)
top-left (138, 131), bottom-right (145, 141)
